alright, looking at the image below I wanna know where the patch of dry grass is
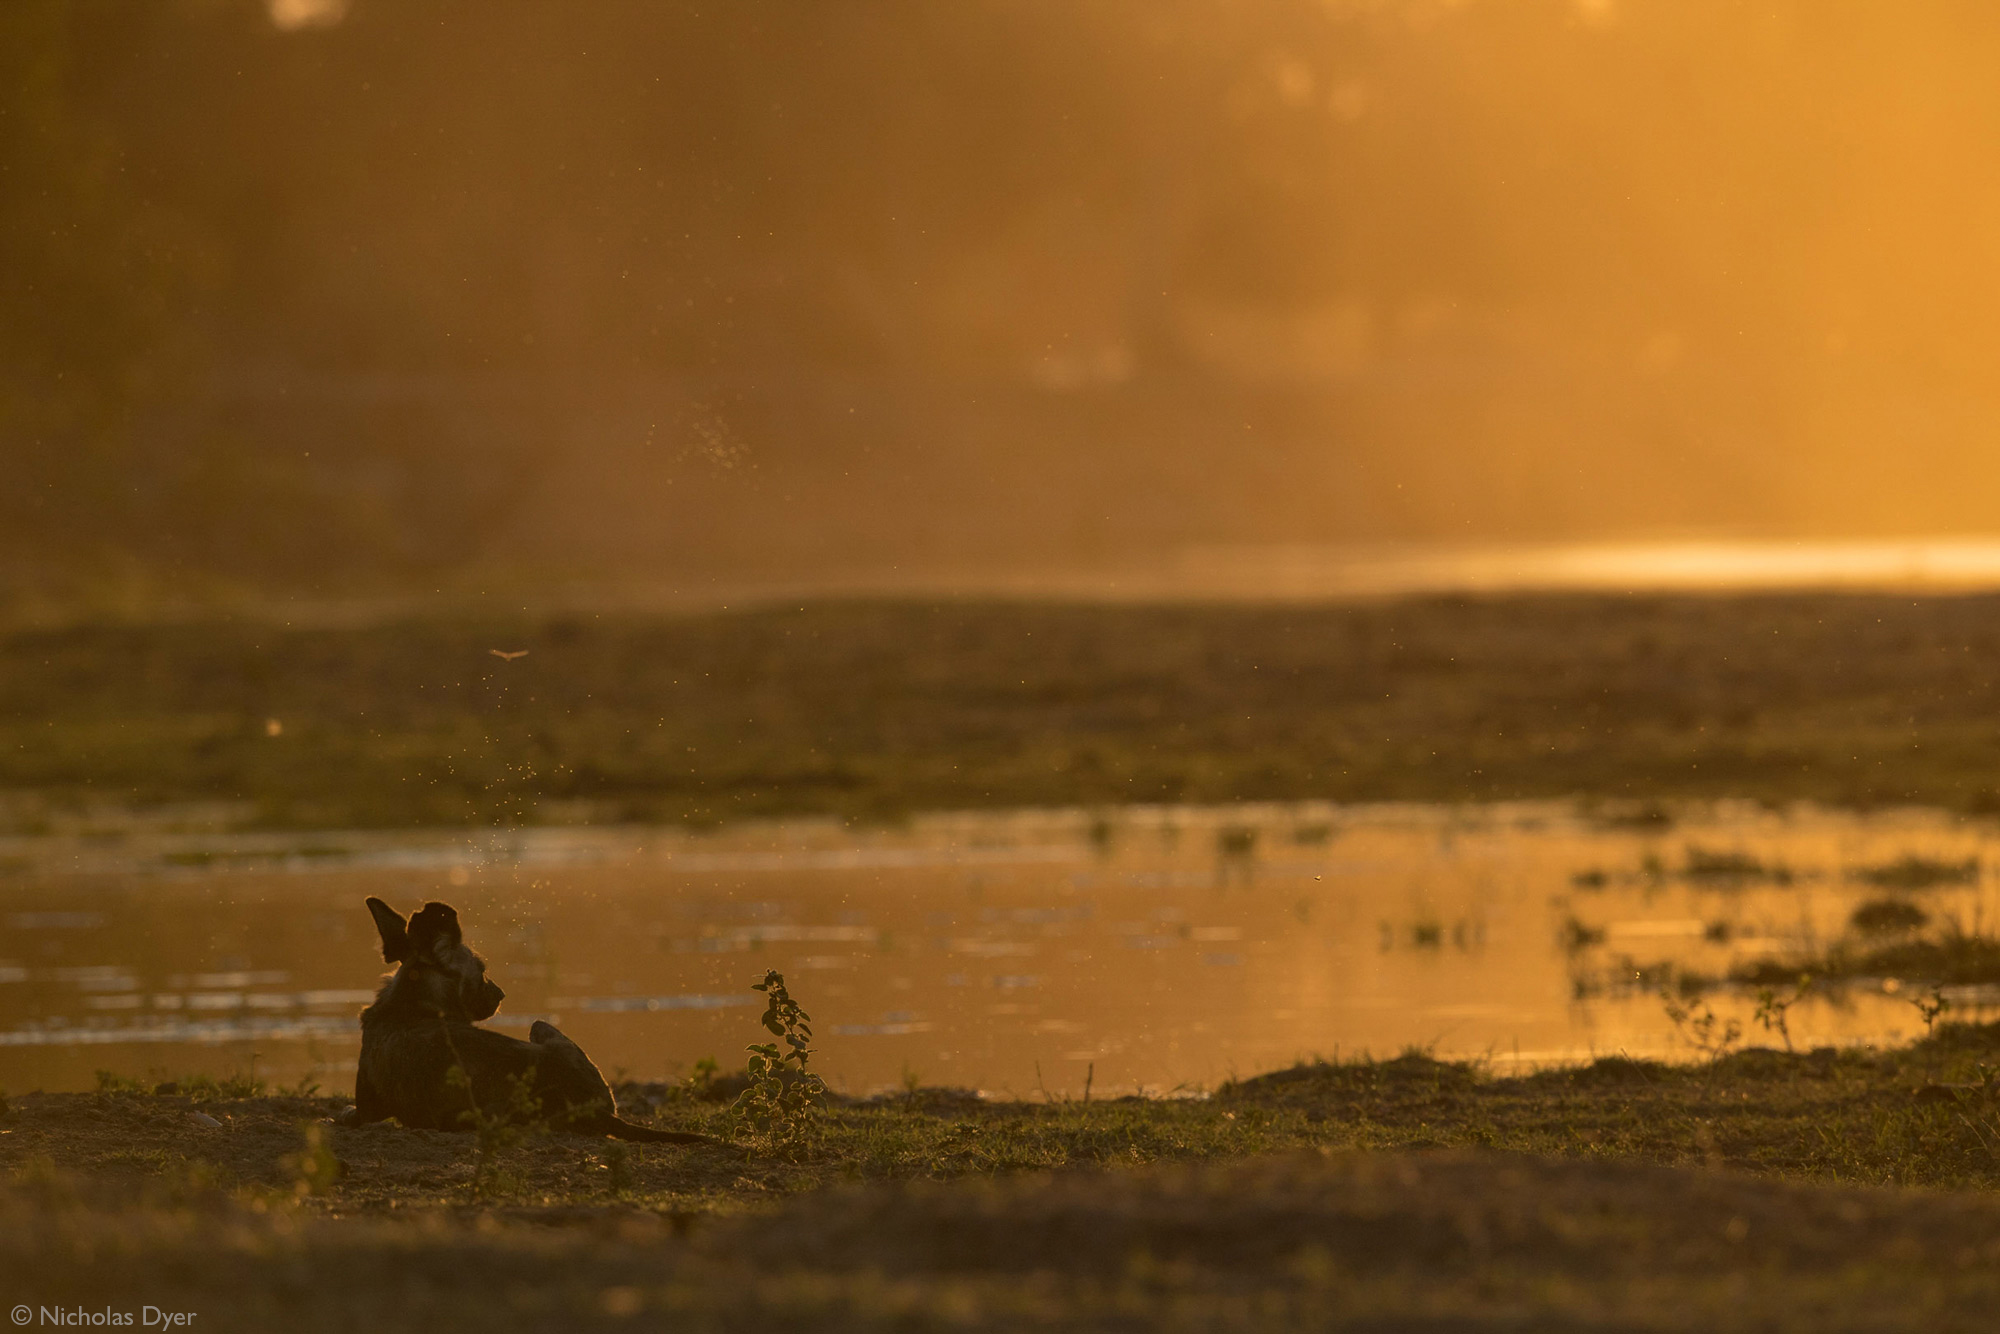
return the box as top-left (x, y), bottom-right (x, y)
top-left (12, 1027), bottom-right (2000, 1328)
top-left (14, 592), bottom-right (2000, 827)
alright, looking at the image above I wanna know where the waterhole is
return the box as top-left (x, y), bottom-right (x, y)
top-left (3, 801), bottom-right (1994, 1096)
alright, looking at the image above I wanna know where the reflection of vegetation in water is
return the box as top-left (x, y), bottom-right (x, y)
top-left (1850, 898), bottom-right (1929, 935)
top-left (1558, 858), bottom-right (2000, 993)
top-left (1559, 916), bottom-right (1606, 952)
top-left (1681, 845), bottom-right (1793, 885)
top-left (1849, 854), bottom-right (1980, 889)
top-left (1570, 845), bottom-right (1981, 917)
top-left (1215, 824), bottom-right (1258, 858)
top-left (1734, 927), bottom-right (2000, 989)
top-left (1382, 916), bottom-right (1484, 952)
top-left (1571, 957), bottom-right (1713, 1002)
top-left (1570, 903), bottom-right (2000, 997)
top-left (1568, 844), bottom-right (1819, 891)
top-left (1591, 802), bottom-right (1676, 832)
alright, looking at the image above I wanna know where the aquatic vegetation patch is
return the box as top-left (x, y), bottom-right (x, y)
top-left (1849, 898), bottom-right (1929, 935)
top-left (1681, 845), bottom-right (1793, 884)
top-left (1848, 853), bottom-right (1980, 890)
top-left (1733, 926), bottom-right (2000, 989)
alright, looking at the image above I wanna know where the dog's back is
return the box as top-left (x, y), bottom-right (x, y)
top-left (355, 1010), bottom-right (615, 1131)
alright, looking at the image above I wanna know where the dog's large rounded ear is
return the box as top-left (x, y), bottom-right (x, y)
top-left (407, 901), bottom-right (463, 959)
top-left (365, 897), bottom-right (411, 963)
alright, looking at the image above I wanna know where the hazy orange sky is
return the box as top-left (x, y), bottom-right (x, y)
top-left (10, 0), bottom-right (2000, 592)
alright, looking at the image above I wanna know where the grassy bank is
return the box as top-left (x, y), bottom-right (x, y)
top-left (11, 1026), bottom-right (2000, 1329)
top-left (9, 592), bottom-right (2000, 829)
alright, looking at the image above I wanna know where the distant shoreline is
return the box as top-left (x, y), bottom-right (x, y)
top-left (7, 590), bottom-right (2000, 830)
top-left (16, 537), bottom-right (2000, 631)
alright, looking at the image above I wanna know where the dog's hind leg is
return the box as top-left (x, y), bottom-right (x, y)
top-left (335, 1065), bottom-right (392, 1127)
top-left (529, 1020), bottom-right (727, 1146)
top-left (529, 1019), bottom-right (581, 1048)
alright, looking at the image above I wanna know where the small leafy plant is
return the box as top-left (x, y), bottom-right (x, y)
top-left (439, 1017), bottom-right (567, 1198)
top-left (182, 1069), bottom-right (266, 1101)
top-left (1753, 974), bottom-right (1811, 1053)
top-left (1912, 986), bottom-right (1952, 1083)
top-left (277, 1071), bottom-right (322, 1098)
top-left (276, 1041), bottom-right (327, 1097)
top-left (1913, 985), bottom-right (1951, 1038)
top-left (682, 1055), bottom-right (720, 1100)
top-left (445, 1062), bottom-right (549, 1198)
top-left (729, 970), bottom-right (827, 1157)
top-left (1661, 989), bottom-right (1742, 1063)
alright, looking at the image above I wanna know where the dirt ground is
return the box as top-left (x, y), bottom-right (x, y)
top-left (10, 1045), bottom-right (2000, 1331)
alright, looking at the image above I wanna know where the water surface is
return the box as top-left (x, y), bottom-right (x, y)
top-left (3, 802), bottom-right (1994, 1096)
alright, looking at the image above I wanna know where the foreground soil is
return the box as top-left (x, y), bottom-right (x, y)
top-left (12, 592), bottom-right (2000, 828)
top-left (11, 1025), bottom-right (2000, 1330)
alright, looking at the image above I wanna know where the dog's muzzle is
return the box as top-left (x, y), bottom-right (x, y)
top-left (469, 978), bottom-right (505, 1021)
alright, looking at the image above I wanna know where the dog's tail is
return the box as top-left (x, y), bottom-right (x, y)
top-left (601, 1115), bottom-right (726, 1146)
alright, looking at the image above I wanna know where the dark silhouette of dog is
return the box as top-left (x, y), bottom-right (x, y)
top-left (338, 896), bottom-right (718, 1145)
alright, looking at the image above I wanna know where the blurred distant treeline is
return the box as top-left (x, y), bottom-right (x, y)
top-left (10, 1), bottom-right (2000, 598)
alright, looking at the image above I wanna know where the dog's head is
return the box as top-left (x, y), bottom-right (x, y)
top-left (366, 896), bottom-right (505, 1022)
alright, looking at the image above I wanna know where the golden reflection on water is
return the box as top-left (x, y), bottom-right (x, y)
top-left (585, 538), bottom-right (2000, 612)
top-left (2, 802), bottom-right (1996, 1096)
top-left (1162, 539), bottom-right (2000, 600)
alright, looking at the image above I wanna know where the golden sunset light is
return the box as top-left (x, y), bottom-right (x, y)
top-left (7, 5), bottom-right (2000, 1329)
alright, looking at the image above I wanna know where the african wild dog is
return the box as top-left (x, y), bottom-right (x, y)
top-left (338, 896), bottom-right (718, 1144)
